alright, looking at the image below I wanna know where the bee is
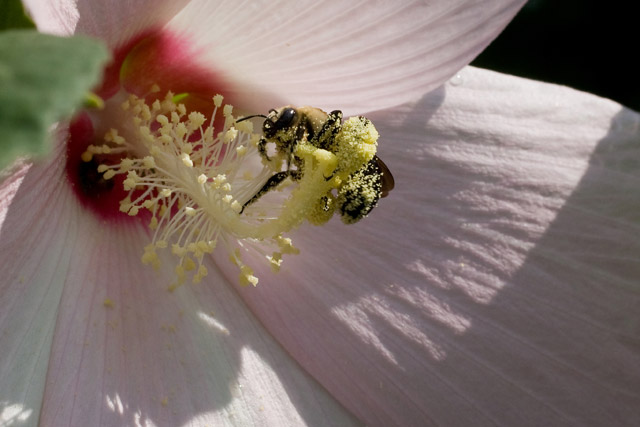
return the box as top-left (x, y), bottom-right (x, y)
top-left (237, 106), bottom-right (394, 223)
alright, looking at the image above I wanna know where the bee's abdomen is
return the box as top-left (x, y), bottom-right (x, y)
top-left (337, 158), bottom-right (383, 224)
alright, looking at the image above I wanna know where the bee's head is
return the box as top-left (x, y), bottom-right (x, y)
top-left (263, 107), bottom-right (297, 138)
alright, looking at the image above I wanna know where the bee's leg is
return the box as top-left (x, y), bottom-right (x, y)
top-left (257, 137), bottom-right (270, 162)
top-left (314, 110), bottom-right (343, 149)
top-left (283, 116), bottom-right (307, 169)
top-left (241, 170), bottom-right (299, 213)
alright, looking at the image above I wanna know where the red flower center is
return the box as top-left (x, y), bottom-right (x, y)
top-left (65, 29), bottom-right (230, 221)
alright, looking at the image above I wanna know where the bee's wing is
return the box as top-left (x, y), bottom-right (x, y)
top-left (375, 155), bottom-right (394, 198)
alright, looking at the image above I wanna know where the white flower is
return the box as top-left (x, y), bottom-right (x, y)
top-left (3, 1), bottom-right (639, 426)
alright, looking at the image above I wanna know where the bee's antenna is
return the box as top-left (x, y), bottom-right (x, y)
top-left (236, 114), bottom-right (267, 123)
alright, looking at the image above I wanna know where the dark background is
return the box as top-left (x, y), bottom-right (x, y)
top-left (472, 0), bottom-right (639, 111)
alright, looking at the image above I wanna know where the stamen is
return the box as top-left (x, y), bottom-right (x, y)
top-left (83, 91), bottom-right (382, 287)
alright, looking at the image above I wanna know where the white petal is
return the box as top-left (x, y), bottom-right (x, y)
top-left (222, 67), bottom-right (640, 426)
top-left (168, 0), bottom-right (526, 114)
top-left (0, 136), bottom-right (358, 426)
top-left (0, 135), bottom-right (68, 427)
top-left (22, 0), bottom-right (189, 47)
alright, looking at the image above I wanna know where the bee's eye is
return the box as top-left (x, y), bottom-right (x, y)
top-left (276, 108), bottom-right (296, 128)
top-left (263, 108), bottom-right (296, 138)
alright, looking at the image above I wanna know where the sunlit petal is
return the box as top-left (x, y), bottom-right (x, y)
top-left (168, 0), bottom-right (526, 114)
top-left (224, 67), bottom-right (640, 426)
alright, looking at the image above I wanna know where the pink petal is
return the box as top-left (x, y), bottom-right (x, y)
top-left (167, 0), bottom-right (526, 114)
top-left (0, 137), bottom-right (358, 425)
top-left (0, 134), bottom-right (68, 425)
top-left (221, 67), bottom-right (640, 426)
top-left (117, 31), bottom-right (232, 109)
top-left (22, 0), bottom-right (190, 46)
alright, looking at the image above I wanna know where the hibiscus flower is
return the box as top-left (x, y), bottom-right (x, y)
top-left (2, 0), bottom-right (639, 426)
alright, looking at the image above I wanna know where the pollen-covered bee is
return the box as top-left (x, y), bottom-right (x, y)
top-left (237, 106), bottom-right (394, 223)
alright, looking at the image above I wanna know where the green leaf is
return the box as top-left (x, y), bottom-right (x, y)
top-left (0, 30), bottom-right (109, 170)
top-left (0, 0), bottom-right (36, 30)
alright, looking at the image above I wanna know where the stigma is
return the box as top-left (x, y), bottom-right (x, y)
top-left (81, 89), bottom-right (386, 288)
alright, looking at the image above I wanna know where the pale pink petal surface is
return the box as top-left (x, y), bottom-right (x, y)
top-left (222, 67), bottom-right (640, 426)
top-left (0, 154), bottom-right (66, 425)
top-left (22, 0), bottom-right (190, 45)
top-left (0, 138), bottom-right (359, 425)
top-left (168, 0), bottom-right (526, 114)
top-left (6, 1), bottom-right (623, 426)
top-left (22, 0), bottom-right (525, 115)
